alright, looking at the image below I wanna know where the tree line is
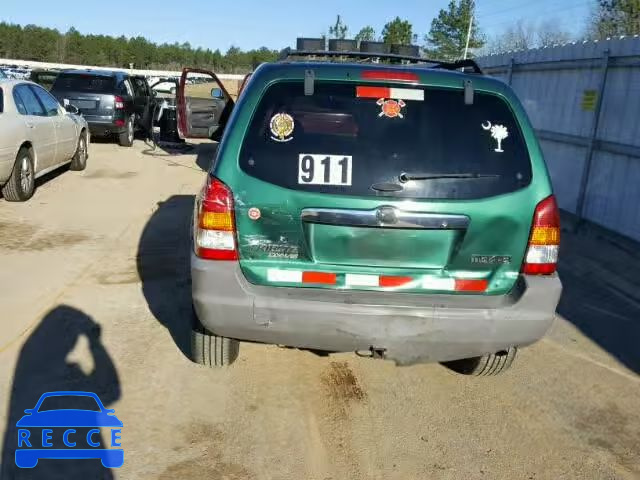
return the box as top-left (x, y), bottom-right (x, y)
top-left (0, 23), bottom-right (279, 73)
top-left (324, 3), bottom-right (483, 61)
top-left (1, 1), bottom-right (639, 72)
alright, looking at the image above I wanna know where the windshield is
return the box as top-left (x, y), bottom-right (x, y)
top-left (53, 73), bottom-right (116, 93)
top-left (239, 81), bottom-right (532, 200)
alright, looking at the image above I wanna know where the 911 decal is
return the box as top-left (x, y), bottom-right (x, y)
top-left (298, 154), bottom-right (352, 186)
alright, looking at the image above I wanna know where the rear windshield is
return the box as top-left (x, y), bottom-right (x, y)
top-left (53, 73), bottom-right (116, 93)
top-left (239, 82), bottom-right (532, 200)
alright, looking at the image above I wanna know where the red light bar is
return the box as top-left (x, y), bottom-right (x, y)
top-left (302, 272), bottom-right (337, 285)
top-left (361, 70), bottom-right (419, 82)
top-left (356, 86), bottom-right (390, 99)
top-left (379, 276), bottom-right (413, 288)
top-left (455, 279), bottom-right (488, 292)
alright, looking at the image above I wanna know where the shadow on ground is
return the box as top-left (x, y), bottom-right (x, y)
top-left (136, 195), bottom-right (196, 358)
top-left (0, 164), bottom-right (70, 201)
top-left (1, 305), bottom-right (121, 479)
top-left (140, 140), bottom-right (217, 172)
top-left (557, 216), bottom-right (640, 374)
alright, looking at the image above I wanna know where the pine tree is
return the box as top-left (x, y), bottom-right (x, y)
top-left (382, 17), bottom-right (414, 45)
top-left (355, 26), bottom-right (376, 42)
top-left (426, 0), bottom-right (484, 60)
top-left (329, 15), bottom-right (349, 39)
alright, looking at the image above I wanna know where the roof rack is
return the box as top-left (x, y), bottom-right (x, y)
top-left (277, 48), bottom-right (483, 74)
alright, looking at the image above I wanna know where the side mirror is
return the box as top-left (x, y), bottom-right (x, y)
top-left (65, 104), bottom-right (79, 115)
top-left (211, 87), bottom-right (224, 99)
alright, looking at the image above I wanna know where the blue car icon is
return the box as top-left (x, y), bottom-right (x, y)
top-left (15, 391), bottom-right (123, 468)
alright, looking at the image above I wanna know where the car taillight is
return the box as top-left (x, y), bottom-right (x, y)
top-left (195, 176), bottom-right (238, 260)
top-left (114, 96), bottom-right (124, 109)
top-left (522, 195), bottom-right (560, 275)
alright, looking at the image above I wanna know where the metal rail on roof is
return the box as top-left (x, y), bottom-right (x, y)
top-left (277, 48), bottom-right (483, 74)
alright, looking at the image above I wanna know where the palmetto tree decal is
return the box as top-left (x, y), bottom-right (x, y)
top-left (482, 121), bottom-right (509, 153)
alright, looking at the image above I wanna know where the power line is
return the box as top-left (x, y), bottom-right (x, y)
top-left (478, 1), bottom-right (594, 30)
top-left (476, 0), bottom-right (593, 22)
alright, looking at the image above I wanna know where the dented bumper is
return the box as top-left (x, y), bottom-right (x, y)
top-left (191, 256), bottom-right (562, 365)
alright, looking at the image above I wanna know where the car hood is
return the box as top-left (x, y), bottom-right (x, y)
top-left (17, 410), bottom-right (123, 427)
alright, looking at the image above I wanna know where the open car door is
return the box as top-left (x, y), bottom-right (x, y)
top-left (177, 68), bottom-right (234, 140)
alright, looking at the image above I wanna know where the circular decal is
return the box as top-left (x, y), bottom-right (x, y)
top-left (248, 207), bottom-right (261, 220)
top-left (269, 113), bottom-right (294, 142)
top-left (377, 98), bottom-right (406, 119)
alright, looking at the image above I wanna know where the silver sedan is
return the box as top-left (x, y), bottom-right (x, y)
top-left (0, 79), bottom-right (89, 202)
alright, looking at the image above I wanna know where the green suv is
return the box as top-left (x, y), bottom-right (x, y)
top-left (189, 51), bottom-right (562, 375)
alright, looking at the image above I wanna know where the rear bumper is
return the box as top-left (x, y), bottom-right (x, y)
top-left (191, 256), bottom-right (562, 365)
top-left (85, 118), bottom-right (126, 136)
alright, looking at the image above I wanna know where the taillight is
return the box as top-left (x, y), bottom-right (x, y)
top-left (522, 195), bottom-right (560, 275)
top-left (195, 176), bottom-right (238, 260)
top-left (114, 96), bottom-right (125, 109)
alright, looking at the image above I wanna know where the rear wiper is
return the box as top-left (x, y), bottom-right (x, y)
top-left (399, 172), bottom-right (500, 183)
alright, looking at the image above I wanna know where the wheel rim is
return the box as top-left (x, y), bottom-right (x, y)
top-left (20, 156), bottom-right (33, 193)
top-left (79, 137), bottom-right (87, 163)
top-left (128, 120), bottom-right (134, 143)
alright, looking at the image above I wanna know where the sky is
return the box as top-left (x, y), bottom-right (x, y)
top-left (2, 0), bottom-right (593, 52)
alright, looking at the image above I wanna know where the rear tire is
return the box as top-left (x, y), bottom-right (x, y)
top-left (118, 115), bottom-right (134, 147)
top-left (191, 313), bottom-right (239, 367)
top-left (70, 131), bottom-right (88, 171)
top-left (2, 147), bottom-right (35, 202)
top-left (443, 347), bottom-right (517, 376)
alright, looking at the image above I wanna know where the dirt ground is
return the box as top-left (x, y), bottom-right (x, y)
top-left (0, 139), bottom-right (638, 480)
top-left (189, 78), bottom-right (242, 100)
top-left (186, 79), bottom-right (241, 100)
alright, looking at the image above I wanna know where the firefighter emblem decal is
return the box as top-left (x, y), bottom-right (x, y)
top-left (377, 99), bottom-right (406, 119)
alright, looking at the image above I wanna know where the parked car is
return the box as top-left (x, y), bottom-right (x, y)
top-left (0, 79), bottom-right (89, 201)
top-left (29, 68), bottom-right (60, 90)
top-left (150, 78), bottom-right (178, 97)
top-left (7, 68), bottom-right (31, 80)
top-left (50, 70), bottom-right (155, 147)
top-left (186, 53), bottom-right (562, 375)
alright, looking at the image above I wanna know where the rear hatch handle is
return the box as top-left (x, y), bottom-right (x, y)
top-left (301, 207), bottom-right (469, 230)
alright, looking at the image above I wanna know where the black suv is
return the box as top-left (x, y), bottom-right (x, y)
top-left (51, 70), bottom-right (155, 147)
